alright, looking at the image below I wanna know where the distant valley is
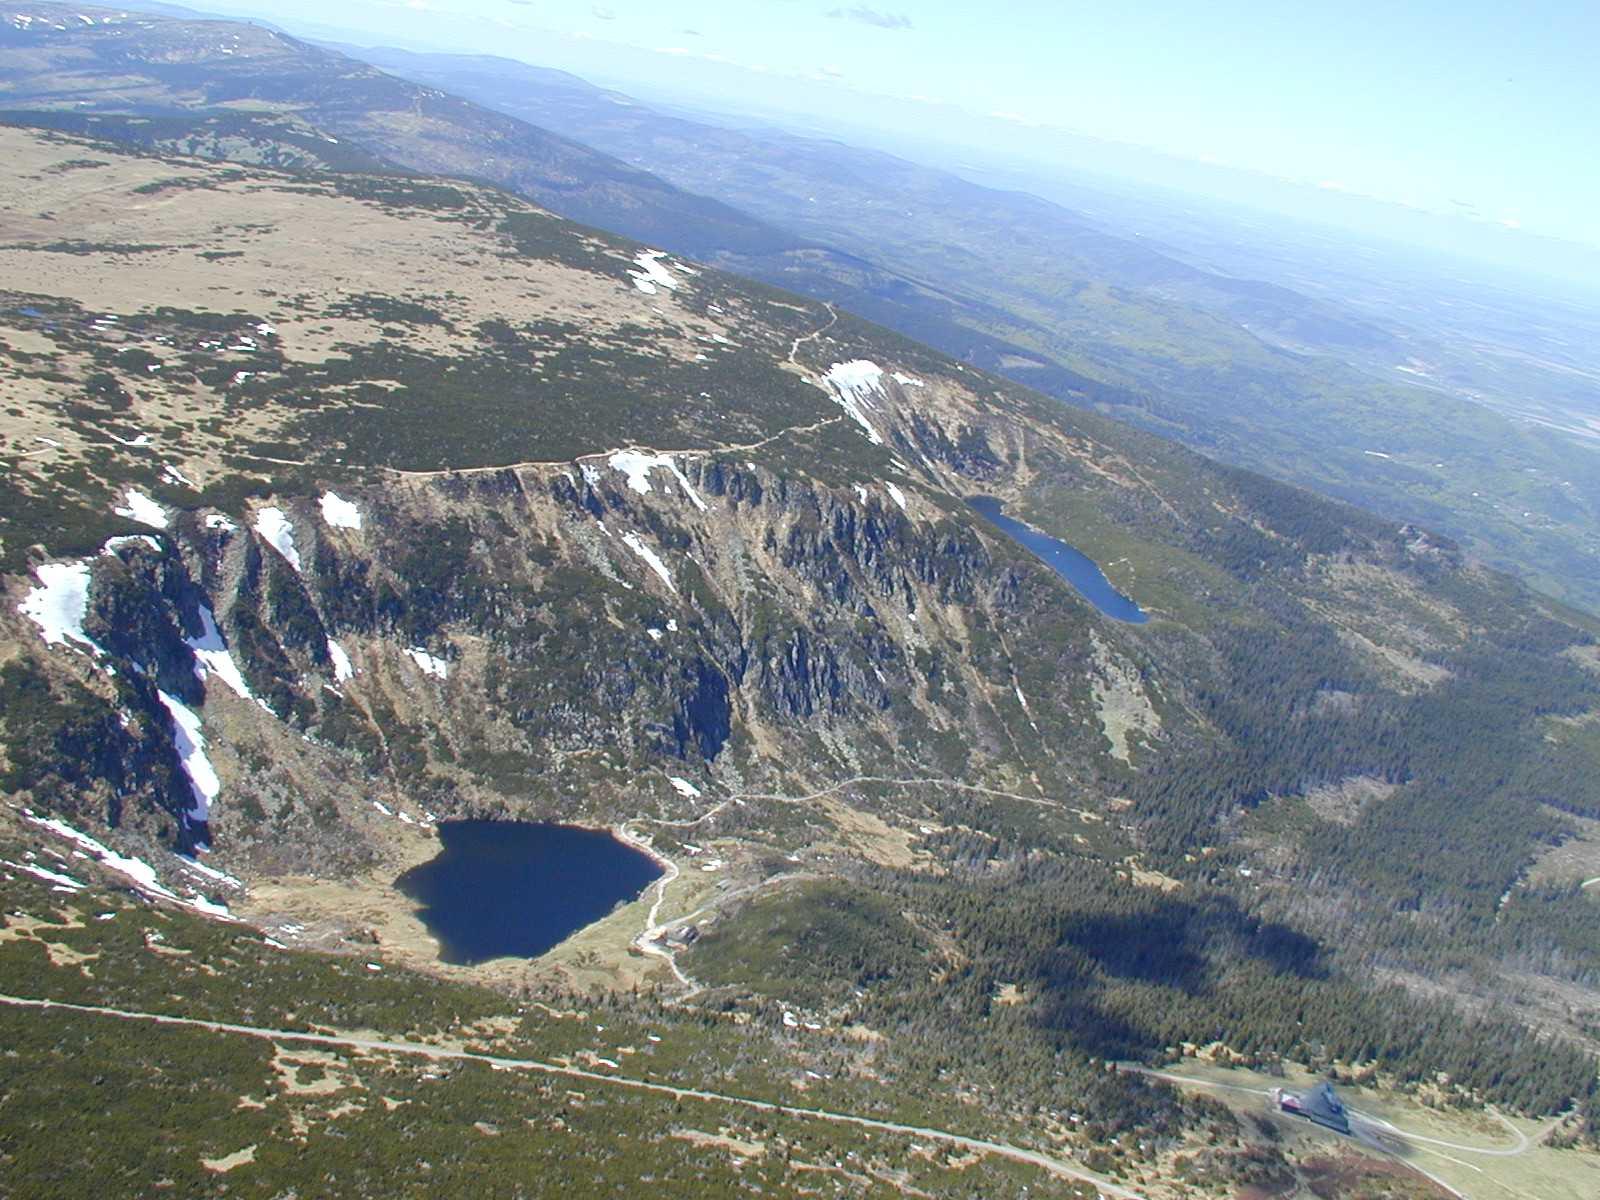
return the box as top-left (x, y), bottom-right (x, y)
top-left (335, 43), bottom-right (1600, 618)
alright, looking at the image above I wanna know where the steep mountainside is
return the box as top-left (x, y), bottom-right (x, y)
top-left (1, 123), bottom-right (1598, 1192)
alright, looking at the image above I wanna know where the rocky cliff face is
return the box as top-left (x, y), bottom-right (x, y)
top-left (5, 423), bottom-right (1110, 877)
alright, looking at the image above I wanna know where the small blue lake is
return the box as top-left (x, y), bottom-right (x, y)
top-left (968, 496), bottom-right (1148, 624)
top-left (396, 820), bottom-right (663, 965)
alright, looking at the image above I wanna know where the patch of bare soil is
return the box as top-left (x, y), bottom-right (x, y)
top-left (201, 1145), bottom-right (257, 1173)
top-left (1303, 776), bottom-right (1398, 826)
top-left (670, 1127), bottom-right (767, 1160)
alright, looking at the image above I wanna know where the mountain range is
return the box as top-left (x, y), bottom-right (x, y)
top-left (1, 4), bottom-right (1598, 1196)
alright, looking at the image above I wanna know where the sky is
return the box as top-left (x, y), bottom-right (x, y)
top-left (173, 1), bottom-right (1600, 254)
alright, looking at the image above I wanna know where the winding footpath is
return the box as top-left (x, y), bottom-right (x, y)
top-left (621, 772), bottom-right (1064, 989)
top-left (786, 302), bottom-right (839, 368)
top-left (0, 992), bottom-right (1143, 1199)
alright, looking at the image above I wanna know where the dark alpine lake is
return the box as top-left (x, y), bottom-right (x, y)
top-left (396, 820), bottom-right (663, 965)
top-left (967, 496), bottom-right (1148, 624)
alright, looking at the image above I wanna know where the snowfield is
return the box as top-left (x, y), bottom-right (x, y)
top-left (186, 605), bottom-right (256, 703)
top-left (157, 690), bottom-right (221, 823)
top-left (628, 250), bottom-right (681, 295)
top-left (253, 506), bottom-right (303, 572)
top-left (113, 488), bottom-right (168, 528)
top-left (327, 639), bottom-right (354, 683)
top-left (406, 647), bottom-right (450, 679)
top-left (822, 361), bottom-right (887, 444)
top-left (319, 491), bottom-right (363, 529)
top-left (4, 859), bottom-right (85, 891)
top-left (24, 811), bottom-right (188, 904)
top-left (102, 534), bottom-right (162, 556)
top-left (608, 450), bottom-right (708, 511)
top-left (19, 561), bottom-right (100, 653)
top-left (621, 532), bottom-right (677, 593)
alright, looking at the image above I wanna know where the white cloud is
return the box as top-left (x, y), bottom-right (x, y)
top-left (827, 6), bottom-right (914, 30)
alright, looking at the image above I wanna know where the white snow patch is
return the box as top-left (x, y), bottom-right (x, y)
top-left (620, 532), bottom-right (676, 593)
top-left (327, 640), bottom-right (354, 682)
top-left (204, 513), bottom-right (237, 532)
top-left (607, 451), bottom-right (708, 511)
top-left (253, 507), bottom-right (302, 572)
top-left (19, 562), bottom-right (100, 653)
top-left (102, 534), bottom-right (162, 556)
top-left (1363, 450), bottom-right (1393, 459)
top-left (666, 619), bottom-right (679, 633)
top-left (629, 250), bottom-right (680, 295)
top-left (580, 462), bottom-right (602, 486)
top-left (162, 463), bottom-right (196, 489)
top-left (821, 361), bottom-right (887, 444)
top-left (107, 431), bottom-right (152, 448)
top-left (885, 482), bottom-right (908, 511)
top-left (25, 812), bottom-right (177, 900)
top-left (668, 777), bottom-right (702, 799)
top-left (319, 491), bottom-right (362, 530)
top-left (178, 856), bottom-right (243, 890)
top-left (892, 372), bottom-right (926, 388)
top-left (647, 627), bottom-right (664, 641)
top-left (4, 859), bottom-right (85, 890)
top-left (157, 691), bottom-right (220, 823)
top-left (113, 488), bottom-right (167, 528)
top-left (406, 647), bottom-right (450, 679)
top-left (186, 892), bottom-right (231, 918)
top-left (186, 606), bottom-right (255, 703)
top-left (373, 800), bottom-right (394, 817)
top-left (852, 484), bottom-right (869, 503)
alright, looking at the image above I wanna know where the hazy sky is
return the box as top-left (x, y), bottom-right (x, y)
top-left (191, 1), bottom-right (1599, 250)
